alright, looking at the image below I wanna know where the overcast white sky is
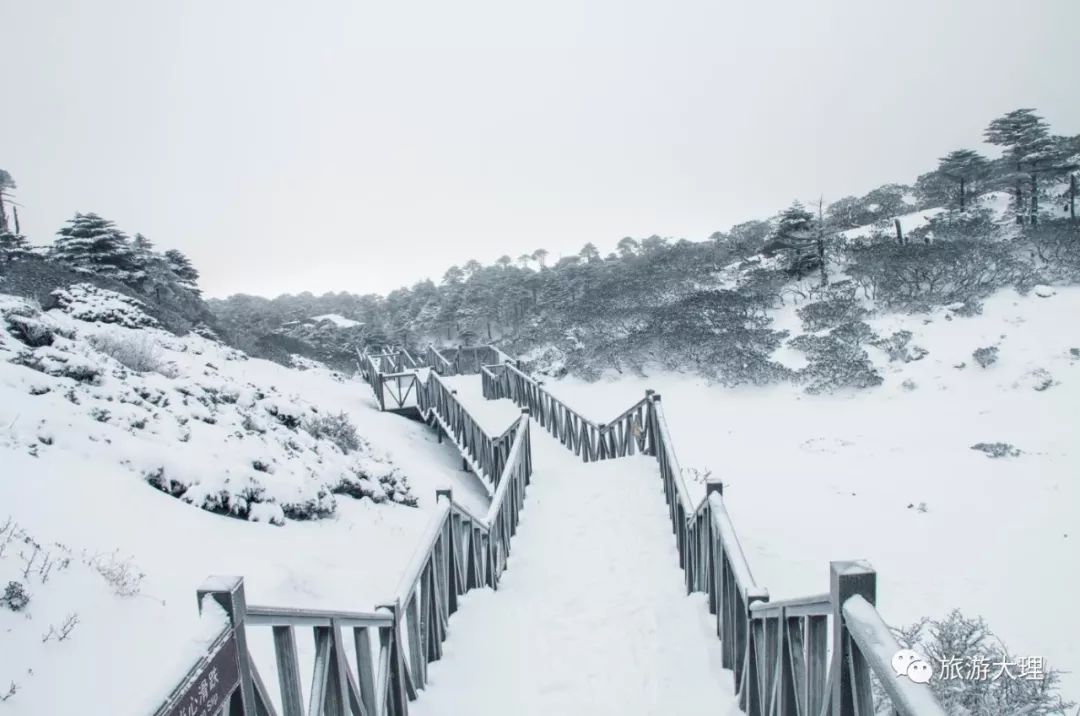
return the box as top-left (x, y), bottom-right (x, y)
top-left (5, 0), bottom-right (1079, 298)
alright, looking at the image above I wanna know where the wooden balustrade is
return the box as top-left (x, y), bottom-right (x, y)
top-left (157, 412), bottom-right (533, 716)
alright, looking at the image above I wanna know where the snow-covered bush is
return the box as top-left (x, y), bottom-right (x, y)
top-left (644, 289), bottom-right (792, 386)
top-left (303, 411), bottom-right (361, 453)
top-left (796, 297), bottom-right (867, 332)
top-left (883, 610), bottom-right (1074, 716)
top-left (971, 442), bottom-right (1021, 458)
top-left (1, 581), bottom-right (29, 611)
top-left (870, 329), bottom-right (928, 363)
top-left (1016, 368), bottom-right (1054, 391)
top-left (86, 551), bottom-right (144, 597)
top-left (4, 313), bottom-right (55, 347)
top-left (48, 284), bottom-right (157, 328)
top-left (789, 321), bottom-right (882, 393)
top-left (845, 240), bottom-right (1031, 310)
top-left (11, 347), bottom-right (103, 384)
top-left (89, 332), bottom-right (165, 374)
top-left (972, 345), bottom-right (999, 368)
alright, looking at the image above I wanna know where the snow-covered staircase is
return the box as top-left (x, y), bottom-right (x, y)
top-left (155, 347), bottom-right (948, 716)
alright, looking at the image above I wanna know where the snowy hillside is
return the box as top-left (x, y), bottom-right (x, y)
top-left (0, 285), bottom-right (488, 714)
top-left (544, 286), bottom-right (1080, 701)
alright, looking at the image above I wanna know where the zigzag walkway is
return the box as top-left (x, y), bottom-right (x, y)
top-left (410, 379), bottom-right (738, 715)
top-left (155, 346), bottom-right (947, 716)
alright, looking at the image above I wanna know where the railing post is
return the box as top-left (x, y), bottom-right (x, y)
top-left (830, 561), bottom-right (876, 716)
top-left (377, 602), bottom-right (410, 716)
top-left (197, 576), bottom-right (256, 716)
top-left (705, 480), bottom-right (723, 614)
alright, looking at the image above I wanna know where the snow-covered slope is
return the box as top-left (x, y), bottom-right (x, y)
top-left (0, 285), bottom-right (488, 714)
top-left (545, 286), bottom-right (1080, 700)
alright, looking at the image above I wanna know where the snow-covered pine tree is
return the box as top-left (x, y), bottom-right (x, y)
top-left (52, 212), bottom-right (136, 279)
top-left (936, 149), bottom-right (991, 211)
top-left (985, 109), bottom-right (1055, 223)
top-left (163, 249), bottom-right (201, 293)
top-left (0, 229), bottom-right (30, 265)
top-left (765, 202), bottom-right (819, 277)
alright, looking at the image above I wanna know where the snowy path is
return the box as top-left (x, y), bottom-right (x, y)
top-left (411, 422), bottom-right (740, 716)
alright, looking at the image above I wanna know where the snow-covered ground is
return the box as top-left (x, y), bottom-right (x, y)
top-left (411, 424), bottom-right (739, 716)
top-left (0, 287), bottom-right (488, 714)
top-left (544, 286), bottom-right (1080, 701)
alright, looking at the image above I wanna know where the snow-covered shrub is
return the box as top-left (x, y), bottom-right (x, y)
top-left (48, 284), bottom-right (157, 328)
top-left (89, 332), bottom-right (164, 374)
top-left (1, 581), bottom-right (30, 611)
top-left (971, 442), bottom-right (1021, 458)
top-left (263, 399), bottom-right (304, 429)
top-left (796, 297), bottom-right (867, 332)
top-left (303, 411), bottom-right (361, 453)
top-left (278, 490), bottom-right (336, 521)
top-left (1027, 219), bottom-right (1080, 283)
top-left (882, 610), bottom-right (1074, 716)
top-left (845, 240), bottom-right (1031, 310)
top-left (516, 345), bottom-right (568, 378)
top-left (1016, 368), bottom-right (1054, 391)
top-left (870, 330), bottom-right (928, 362)
top-left (790, 321), bottom-right (882, 394)
top-left (4, 313), bottom-right (55, 347)
top-left (972, 345), bottom-right (998, 368)
top-left (643, 289), bottom-right (792, 386)
top-left (11, 347), bottom-right (103, 384)
top-left (85, 551), bottom-right (144, 597)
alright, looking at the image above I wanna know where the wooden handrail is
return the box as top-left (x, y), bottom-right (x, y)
top-left (749, 592), bottom-right (830, 618)
top-left (708, 493), bottom-right (764, 599)
top-left (843, 595), bottom-right (949, 716)
top-left (245, 605), bottom-right (395, 629)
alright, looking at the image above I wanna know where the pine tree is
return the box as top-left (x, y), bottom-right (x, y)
top-left (766, 202), bottom-right (819, 277)
top-left (616, 237), bottom-right (639, 258)
top-left (52, 212), bottom-right (136, 278)
top-left (579, 242), bottom-right (600, 262)
top-left (936, 150), bottom-right (991, 211)
top-left (0, 230), bottom-right (30, 265)
top-left (985, 109), bottom-right (1054, 224)
top-left (163, 249), bottom-right (200, 292)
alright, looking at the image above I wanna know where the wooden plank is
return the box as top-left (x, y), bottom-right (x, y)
top-left (272, 626), bottom-right (305, 716)
top-left (354, 627), bottom-right (377, 716)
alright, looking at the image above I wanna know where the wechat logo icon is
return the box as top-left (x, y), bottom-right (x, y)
top-left (892, 649), bottom-right (933, 684)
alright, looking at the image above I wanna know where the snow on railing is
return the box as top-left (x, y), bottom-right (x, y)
top-left (156, 412), bottom-right (534, 716)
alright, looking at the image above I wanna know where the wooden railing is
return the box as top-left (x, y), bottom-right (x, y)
top-left (482, 361), bottom-right (653, 462)
top-left (155, 408), bottom-right (533, 716)
top-left (481, 363), bottom-right (947, 716)
top-left (417, 372), bottom-right (519, 489)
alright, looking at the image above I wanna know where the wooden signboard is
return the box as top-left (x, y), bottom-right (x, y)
top-left (158, 630), bottom-right (241, 716)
